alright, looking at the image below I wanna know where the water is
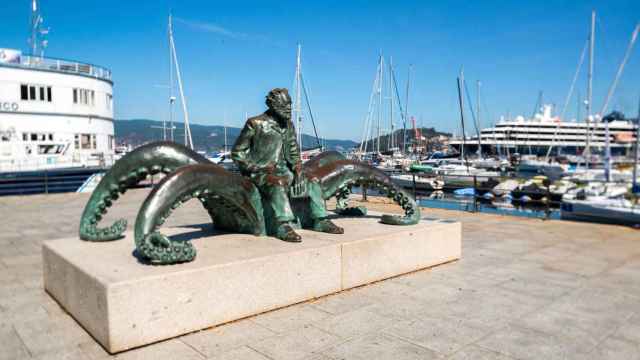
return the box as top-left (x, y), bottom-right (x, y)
top-left (417, 193), bottom-right (561, 220)
top-left (354, 187), bottom-right (560, 220)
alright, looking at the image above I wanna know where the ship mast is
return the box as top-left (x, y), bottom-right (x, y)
top-left (585, 10), bottom-right (595, 170)
top-left (456, 69), bottom-right (467, 162)
top-left (168, 14), bottom-right (193, 149)
top-left (293, 43), bottom-right (303, 147)
top-left (633, 97), bottom-right (640, 194)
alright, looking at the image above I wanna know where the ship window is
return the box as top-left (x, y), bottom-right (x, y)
top-left (29, 86), bottom-right (36, 100)
top-left (23, 133), bottom-right (28, 141)
top-left (39, 87), bottom-right (45, 101)
top-left (74, 134), bottom-right (80, 149)
top-left (106, 94), bottom-right (112, 110)
top-left (73, 88), bottom-right (96, 106)
top-left (21, 85), bottom-right (28, 100)
top-left (47, 87), bottom-right (52, 102)
top-left (31, 134), bottom-right (38, 141)
top-left (48, 134), bottom-right (53, 141)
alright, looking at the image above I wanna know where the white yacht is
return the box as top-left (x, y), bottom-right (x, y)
top-left (450, 105), bottom-right (637, 157)
top-left (0, 1), bottom-right (115, 174)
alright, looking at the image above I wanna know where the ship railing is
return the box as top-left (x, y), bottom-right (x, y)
top-left (1, 54), bottom-right (112, 82)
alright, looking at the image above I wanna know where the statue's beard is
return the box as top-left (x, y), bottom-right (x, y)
top-left (272, 107), bottom-right (291, 125)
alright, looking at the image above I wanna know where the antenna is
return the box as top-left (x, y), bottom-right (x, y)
top-left (29, 0), bottom-right (49, 58)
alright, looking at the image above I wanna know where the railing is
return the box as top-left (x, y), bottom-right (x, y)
top-left (0, 167), bottom-right (108, 196)
top-left (0, 54), bottom-right (112, 82)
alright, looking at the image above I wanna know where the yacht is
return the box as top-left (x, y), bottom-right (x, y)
top-left (450, 105), bottom-right (637, 157)
top-left (0, 1), bottom-right (115, 194)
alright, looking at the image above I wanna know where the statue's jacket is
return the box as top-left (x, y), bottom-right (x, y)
top-left (231, 113), bottom-right (300, 187)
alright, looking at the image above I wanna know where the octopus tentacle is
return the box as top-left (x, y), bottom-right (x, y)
top-left (302, 151), bottom-right (346, 171)
top-left (134, 164), bottom-right (264, 265)
top-left (79, 142), bottom-right (210, 242)
top-left (305, 159), bottom-right (420, 225)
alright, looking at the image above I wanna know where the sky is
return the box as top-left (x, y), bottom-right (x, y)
top-left (2, 0), bottom-right (640, 141)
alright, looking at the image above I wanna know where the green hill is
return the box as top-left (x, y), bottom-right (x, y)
top-left (114, 119), bottom-right (358, 153)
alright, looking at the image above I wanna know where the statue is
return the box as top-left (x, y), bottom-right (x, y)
top-left (78, 88), bottom-right (421, 265)
top-left (232, 88), bottom-right (342, 242)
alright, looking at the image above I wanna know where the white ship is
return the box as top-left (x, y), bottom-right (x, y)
top-left (450, 105), bottom-right (637, 157)
top-left (0, 1), bottom-right (115, 174)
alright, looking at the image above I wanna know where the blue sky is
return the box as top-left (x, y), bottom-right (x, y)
top-left (2, 0), bottom-right (640, 141)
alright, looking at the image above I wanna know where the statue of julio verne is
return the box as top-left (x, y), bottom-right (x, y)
top-left (231, 88), bottom-right (344, 241)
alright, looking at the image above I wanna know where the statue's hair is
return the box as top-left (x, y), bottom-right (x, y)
top-left (266, 88), bottom-right (290, 109)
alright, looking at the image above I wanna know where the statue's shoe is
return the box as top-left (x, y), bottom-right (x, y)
top-left (313, 219), bottom-right (344, 234)
top-left (276, 223), bottom-right (302, 242)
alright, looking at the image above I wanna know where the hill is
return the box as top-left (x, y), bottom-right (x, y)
top-left (358, 127), bottom-right (452, 152)
top-left (114, 119), bottom-right (358, 152)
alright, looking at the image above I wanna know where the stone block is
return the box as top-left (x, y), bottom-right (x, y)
top-left (43, 216), bottom-right (460, 353)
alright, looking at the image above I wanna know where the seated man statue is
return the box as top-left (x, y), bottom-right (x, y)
top-left (231, 88), bottom-right (343, 242)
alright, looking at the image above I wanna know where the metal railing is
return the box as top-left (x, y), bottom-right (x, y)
top-left (0, 54), bottom-right (112, 82)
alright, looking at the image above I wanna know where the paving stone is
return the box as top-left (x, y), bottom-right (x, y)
top-left (321, 332), bottom-right (440, 360)
top-left (384, 314), bottom-right (492, 356)
top-left (13, 315), bottom-right (94, 357)
top-left (313, 307), bottom-right (393, 340)
top-left (448, 344), bottom-right (515, 360)
top-left (208, 346), bottom-right (270, 360)
top-left (250, 325), bottom-right (341, 360)
top-left (613, 314), bottom-right (640, 344)
top-left (181, 320), bottom-right (276, 358)
top-left (514, 308), bottom-right (625, 352)
top-left (476, 324), bottom-right (584, 360)
top-left (580, 336), bottom-right (640, 359)
top-left (0, 327), bottom-right (31, 360)
top-left (250, 304), bottom-right (333, 334)
top-left (112, 339), bottom-right (205, 360)
top-left (309, 288), bottom-right (377, 316)
top-left (365, 293), bottom-right (431, 321)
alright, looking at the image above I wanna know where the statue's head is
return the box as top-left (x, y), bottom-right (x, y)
top-left (266, 88), bottom-right (292, 122)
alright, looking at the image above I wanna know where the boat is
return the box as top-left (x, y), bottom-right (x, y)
top-left (0, 1), bottom-right (115, 195)
top-left (561, 197), bottom-right (640, 226)
top-left (450, 104), bottom-right (637, 158)
top-left (390, 174), bottom-right (444, 191)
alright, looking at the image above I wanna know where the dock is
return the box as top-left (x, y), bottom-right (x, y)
top-left (1, 189), bottom-right (639, 359)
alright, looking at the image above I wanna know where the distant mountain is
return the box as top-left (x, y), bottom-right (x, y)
top-left (114, 119), bottom-right (358, 153)
top-left (359, 127), bottom-right (452, 151)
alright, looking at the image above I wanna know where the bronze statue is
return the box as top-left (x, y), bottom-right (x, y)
top-left (232, 88), bottom-right (342, 242)
top-left (78, 88), bottom-right (421, 265)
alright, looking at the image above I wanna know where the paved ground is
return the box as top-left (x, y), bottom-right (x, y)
top-left (0, 189), bottom-right (639, 360)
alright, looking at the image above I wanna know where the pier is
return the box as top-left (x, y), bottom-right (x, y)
top-left (1, 189), bottom-right (639, 359)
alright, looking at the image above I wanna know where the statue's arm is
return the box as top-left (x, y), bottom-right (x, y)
top-left (231, 120), bottom-right (257, 172)
top-left (286, 126), bottom-right (301, 168)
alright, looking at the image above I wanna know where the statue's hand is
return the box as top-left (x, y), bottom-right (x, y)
top-left (293, 161), bottom-right (303, 177)
top-left (265, 174), bottom-right (288, 186)
top-left (263, 163), bottom-right (276, 174)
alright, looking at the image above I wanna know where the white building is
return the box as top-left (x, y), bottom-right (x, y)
top-left (0, 51), bottom-right (115, 172)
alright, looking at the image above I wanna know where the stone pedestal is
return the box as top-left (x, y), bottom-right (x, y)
top-left (43, 215), bottom-right (461, 353)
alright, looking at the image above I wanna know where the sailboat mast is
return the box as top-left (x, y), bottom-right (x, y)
top-left (456, 70), bottom-right (466, 161)
top-left (168, 14), bottom-right (175, 142)
top-left (389, 57), bottom-right (395, 151)
top-left (376, 54), bottom-right (384, 154)
top-left (633, 97), bottom-right (640, 193)
top-left (403, 65), bottom-right (412, 154)
top-left (294, 43), bottom-right (303, 147)
top-left (169, 14), bottom-right (193, 149)
top-left (585, 10), bottom-right (595, 169)
top-left (476, 80), bottom-right (482, 157)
